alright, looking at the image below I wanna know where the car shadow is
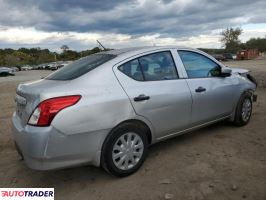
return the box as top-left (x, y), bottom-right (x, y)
top-left (150, 120), bottom-right (234, 152)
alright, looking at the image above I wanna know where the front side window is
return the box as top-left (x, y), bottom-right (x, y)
top-left (178, 50), bottom-right (221, 78)
top-left (46, 54), bottom-right (116, 80)
top-left (119, 51), bottom-right (178, 81)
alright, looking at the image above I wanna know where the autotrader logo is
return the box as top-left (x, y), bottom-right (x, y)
top-left (0, 188), bottom-right (54, 200)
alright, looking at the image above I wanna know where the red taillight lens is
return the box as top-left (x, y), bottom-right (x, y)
top-left (28, 95), bottom-right (81, 126)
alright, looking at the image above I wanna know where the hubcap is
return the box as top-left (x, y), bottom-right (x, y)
top-left (242, 98), bottom-right (252, 122)
top-left (112, 132), bottom-right (144, 170)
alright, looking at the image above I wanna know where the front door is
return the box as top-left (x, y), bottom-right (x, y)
top-left (177, 50), bottom-right (236, 125)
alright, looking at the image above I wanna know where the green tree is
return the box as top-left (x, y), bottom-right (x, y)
top-left (80, 47), bottom-right (102, 57)
top-left (245, 37), bottom-right (266, 52)
top-left (4, 51), bottom-right (31, 66)
top-left (60, 45), bottom-right (70, 52)
top-left (220, 27), bottom-right (243, 53)
top-left (59, 50), bottom-right (80, 61)
top-left (36, 52), bottom-right (55, 64)
top-left (0, 46), bottom-right (110, 66)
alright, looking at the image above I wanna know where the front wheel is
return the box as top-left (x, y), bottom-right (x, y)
top-left (101, 123), bottom-right (148, 177)
top-left (233, 92), bottom-right (253, 126)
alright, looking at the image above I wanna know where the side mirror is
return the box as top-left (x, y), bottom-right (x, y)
top-left (221, 68), bottom-right (232, 77)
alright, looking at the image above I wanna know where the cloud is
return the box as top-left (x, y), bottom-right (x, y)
top-left (2, 26), bottom-right (262, 51)
top-left (1, 0), bottom-right (266, 35)
top-left (0, 0), bottom-right (265, 50)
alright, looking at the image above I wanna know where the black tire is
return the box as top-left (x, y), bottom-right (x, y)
top-left (233, 92), bottom-right (253, 126)
top-left (101, 122), bottom-right (148, 177)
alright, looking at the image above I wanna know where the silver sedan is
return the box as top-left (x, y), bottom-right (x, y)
top-left (12, 46), bottom-right (257, 176)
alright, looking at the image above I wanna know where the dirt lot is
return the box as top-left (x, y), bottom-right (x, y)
top-left (0, 59), bottom-right (265, 200)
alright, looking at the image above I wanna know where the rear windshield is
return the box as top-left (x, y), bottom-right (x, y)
top-left (46, 54), bottom-right (116, 80)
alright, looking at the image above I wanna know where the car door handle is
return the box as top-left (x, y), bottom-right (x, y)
top-left (195, 87), bottom-right (206, 93)
top-left (134, 94), bottom-right (150, 102)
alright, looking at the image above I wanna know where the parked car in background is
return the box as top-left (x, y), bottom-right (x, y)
top-left (39, 63), bottom-right (52, 70)
top-left (16, 66), bottom-right (22, 71)
top-left (49, 63), bottom-right (61, 71)
top-left (0, 67), bottom-right (15, 76)
top-left (33, 61), bottom-right (73, 70)
top-left (223, 53), bottom-right (236, 60)
top-left (21, 65), bottom-right (33, 71)
top-left (39, 64), bottom-right (49, 70)
top-left (212, 54), bottom-right (226, 61)
top-left (49, 61), bottom-right (73, 70)
top-left (10, 67), bottom-right (20, 72)
top-left (47, 63), bottom-right (57, 71)
top-left (12, 46), bottom-right (257, 177)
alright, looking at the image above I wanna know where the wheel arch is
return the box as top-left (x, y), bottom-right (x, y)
top-left (229, 89), bottom-right (254, 121)
top-left (108, 119), bottom-right (153, 145)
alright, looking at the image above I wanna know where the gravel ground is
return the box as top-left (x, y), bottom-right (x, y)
top-left (0, 59), bottom-right (265, 200)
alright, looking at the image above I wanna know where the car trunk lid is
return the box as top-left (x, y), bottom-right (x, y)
top-left (15, 79), bottom-right (71, 127)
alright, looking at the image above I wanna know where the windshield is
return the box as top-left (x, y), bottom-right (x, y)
top-left (46, 54), bottom-right (116, 80)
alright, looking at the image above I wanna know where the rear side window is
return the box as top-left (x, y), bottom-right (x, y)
top-left (118, 59), bottom-right (144, 81)
top-left (46, 54), bottom-right (116, 80)
top-left (118, 51), bottom-right (178, 81)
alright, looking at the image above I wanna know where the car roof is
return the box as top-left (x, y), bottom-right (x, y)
top-left (101, 46), bottom-right (192, 56)
top-left (94, 46), bottom-right (211, 67)
top-left (96, 45), bottom-right (226, 69)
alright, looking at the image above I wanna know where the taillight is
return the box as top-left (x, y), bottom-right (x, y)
top-left (28, 95), bottom-right (81, 126)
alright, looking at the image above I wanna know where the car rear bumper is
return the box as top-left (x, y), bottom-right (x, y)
top-left (12, 113), bottom-right (109, 170)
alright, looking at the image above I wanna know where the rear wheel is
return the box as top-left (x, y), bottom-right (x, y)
top-left (233, 92), bottom-right (252, 126)
top-left (101, 123), bottom-right (148, 177)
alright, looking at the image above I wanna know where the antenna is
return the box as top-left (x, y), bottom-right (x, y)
top-left (96, 40), bottom-right (106, 50)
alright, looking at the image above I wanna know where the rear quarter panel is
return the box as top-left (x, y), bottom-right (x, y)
top-left (51, 63), bottom-right (138, 136)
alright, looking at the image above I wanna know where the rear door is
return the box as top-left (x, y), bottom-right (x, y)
top-left (113, 50), bottom-right (192, 139)
top-left (177, 50), bottom-right (236, 125)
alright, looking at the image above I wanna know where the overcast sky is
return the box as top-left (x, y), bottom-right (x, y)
top-left (0, 0), bottom-right (266, 51)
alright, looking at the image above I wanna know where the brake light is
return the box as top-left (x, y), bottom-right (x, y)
top-left (28, 95), bottom-right (81, 126)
